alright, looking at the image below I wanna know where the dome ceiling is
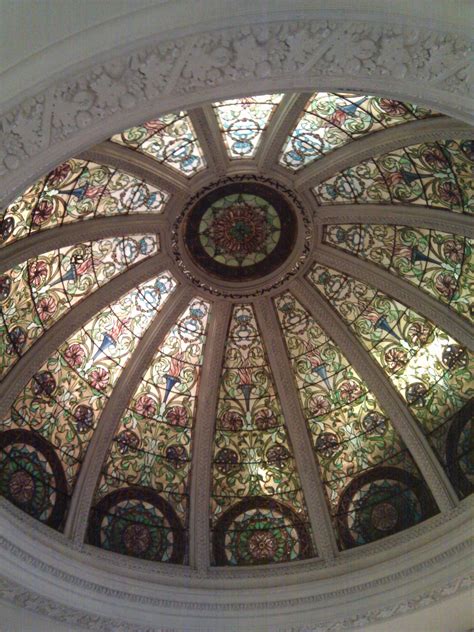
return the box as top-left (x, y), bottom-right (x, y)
top-left (0, 92), bottom-right (472, 569)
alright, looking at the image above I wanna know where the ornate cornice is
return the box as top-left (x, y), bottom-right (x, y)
top-left (0, 497), bottom-right (472, 630)
top-left (1, 17), bottom-right (472, 208)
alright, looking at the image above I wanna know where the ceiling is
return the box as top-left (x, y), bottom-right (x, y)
top-left (0, 91), bottom-right (472, 570)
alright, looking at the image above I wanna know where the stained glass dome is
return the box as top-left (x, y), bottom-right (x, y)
top-left (0, 92), bottom-right (472, 568)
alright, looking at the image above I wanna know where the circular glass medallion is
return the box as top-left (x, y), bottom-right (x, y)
top-left (185, 183), bottom-right (297, 281)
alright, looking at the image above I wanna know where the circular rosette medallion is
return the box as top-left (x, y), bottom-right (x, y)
top-left (212, 497), bottom-right (313, 566)
top-left (185, 182), bottom-right (297, 281)
top-left (336, 467), bottom-right (437, 549)
top-left (88, 487), bottom-right (185, 563)
top-left (446, 403), bottom-right (473, 497)
top-left (0, 429), bottom-right (68, 528)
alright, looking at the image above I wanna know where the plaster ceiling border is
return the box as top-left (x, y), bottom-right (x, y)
top-left (0, 498), bottom-right (472, 631)
top-left (0, 12), bottom-right (473, 211)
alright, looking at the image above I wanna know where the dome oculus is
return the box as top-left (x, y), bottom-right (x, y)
top-left (185, 183), bottom-right (297, 281)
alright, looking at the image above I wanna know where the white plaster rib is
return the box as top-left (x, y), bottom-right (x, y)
top-left (292, 277), bottom-right (458, 513)
top-left (256, 93), bottom-right (311, 171)
top-left (0, 216), bottom-right (165, 275)
top-left (0, 253), bottom-right (168, 419)
top-left (188, 106), bottom-right (229, 177)
top-left (78, 141), bottom-right (191, 194)
top-left (313, 204), bottom-right (474, 238)
top-left (188, 301), bottom-right (232, 571)
top-left (254, 297), bottom-right (339, 559)
top-left (315, 244), bottom-right (473, 351)
top-left (64, 285), bottom-right (196, 543)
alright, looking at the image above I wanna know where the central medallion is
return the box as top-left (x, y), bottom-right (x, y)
top-left (185, 182), bottom-right (297, 281)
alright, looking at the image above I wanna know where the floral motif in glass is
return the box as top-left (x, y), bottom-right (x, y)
top-left (213, 94), bottom-right (283, 159)
top-left (274, 292), bottom-right (426, 547)
top-left (280, 93), bottom-right (436, 171)
top-left (0, 273), bottom-right (177, 493)
top-left (111, 112), bottom-right (206, 176)
top-left (96, 297), bottom-right (211, 561)
top-left (307, 264), bottom-right (473, 447)
top-left (313, 140), bottom-right (472, 213)
top-left (0, 160), bottom-right (168, 249)
top-left (210, 304), bottom-right (314, 565)
top-left (323, 224), bottom-right (473, 325)
top-left (0, 235), bottom-right (159, 378)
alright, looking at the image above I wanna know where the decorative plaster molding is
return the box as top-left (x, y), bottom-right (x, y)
top-left (171, 174), bottom-right (313, 298)
top-left (315, 245), bottom-right (474, 351)
top-left (0, 572), bottom-right (472, 632)
top-left (292, 277), bottom-right (458, 513)
top-left (297, 574), bottom-right (474, 632)
top-left (0, 496), bottom-right (472, 630)
top-left (1, 18), bottom-right (472, 208)
top-left (65, 286), bottom-right (196, 543)
top-left (0, 494), bottom-right (472, 580)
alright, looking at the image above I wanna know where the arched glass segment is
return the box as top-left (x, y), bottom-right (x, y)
top-left (307, 263), bottom-right (474, 498)
top-left (274, 292), bottom-right (437, 549)
top-left (111, 111), bottom-right (206, 177)
top-left (93, 297), bottom-right (210, 563)
top-left (323, 224), bottom-right (473, 325)
top-left (0, 234), bottom-right (159, 378)
top-left (279, 93), bottom-right (436, 171)
top-left (210, 304), bottom-right (314, 565)
top-left (213, 94), bottom-right (283, 159)
top-left (0, 160), bottom-right (168, 249)
top-left (0, 274), bottom-right (177, 527)
top-left (313, 140), bottom-right (473, 213)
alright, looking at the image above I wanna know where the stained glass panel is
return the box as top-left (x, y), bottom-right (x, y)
top-left (210, 304), bottom-right (314, 564)
top-left (313, 140), bottom-right (472, 213)
top-left (0, 274), bottom-right (177, 520)
top-left (280, 93), bottom-right (436, 171)
top-left (323, 224), bottom-right (473, 324)
top-left (307, 264), bottom-right (474, 452)
top-left (94, 297), bottom-right (210, 562)
top-left (273, 292), bottom-right (433, 548)
top-left (0, 160), bottom-right (168, 249)
top-left (213, 94), bottom-right (283, 159)
top-left (0, 235), bottom-right (159, 378)
top-left (111, 112), bottom-right (206, 176)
